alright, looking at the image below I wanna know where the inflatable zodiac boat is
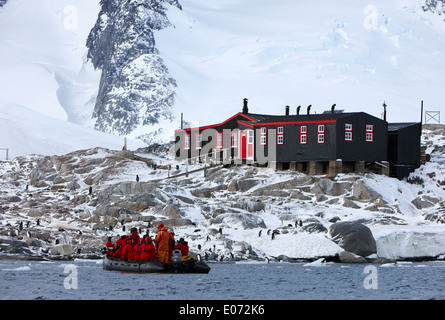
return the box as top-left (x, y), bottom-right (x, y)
top-left (103, 250), bottom-right (211, 274)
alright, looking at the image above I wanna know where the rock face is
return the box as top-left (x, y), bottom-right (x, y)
top-left (329, 221), bottom-right (377, 257)
top-left (86, 0), bottom-right (181, 143)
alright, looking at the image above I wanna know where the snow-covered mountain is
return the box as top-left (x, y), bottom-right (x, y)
top-left (0, 0), bottom-right (444, 158)
top-left (86, 0), bottom-right (182, 142)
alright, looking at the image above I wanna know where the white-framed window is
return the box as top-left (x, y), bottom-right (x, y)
top-left (345, 124), bottom-right (353, 141)
top-left (277, 126), bottom-right (284, 145)
top-left (260, 127), bottom-right (267, 145)
top-left (317, 124), bottom-right (325, 144)
top-left (300, 125), bottom-right (307, 144)
top-left (216, 132), bottom-right (223, 149)
top-left (366, 124), bottom-right (374, 142)
top-left (195, 133), bottom-right (202, 150)
top-left (184, 134), bottom-right (190, 150)
top-left (231, 132), bottom-right (238, 148)
top-left (248, 130), bottom-right (254, 144)
top-left (260, 135), bottom-right (267, 145)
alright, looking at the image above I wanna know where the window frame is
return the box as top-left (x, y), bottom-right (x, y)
top-left (345, 123), bottom-right (353, 141)
top-left (195, 133), bottom-right (202, 150)
top-left (183, 134), bottom-right (190, 150)
top-left (215, 132), bottom-right (223, 149)
top-left (231, 132), bottom-right (238, 148)
top-left (260, 127), bottom-right (267, 145)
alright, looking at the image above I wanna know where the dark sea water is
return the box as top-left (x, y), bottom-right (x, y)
top-left (1, 259), bottom-right (444, 300)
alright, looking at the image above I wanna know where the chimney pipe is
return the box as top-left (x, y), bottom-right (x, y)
top-left (331, 104), bottom-right (336, 114)
top-left (285, 105), bottom-right (290, 116)
top-left (297, 105), bottom-right (301, 115)
top-left (243, 98), bottom-right (249, 114)
top-left (307, 105), bottom-right (312, 115)
top-left (383, 101), bottom-right (387, 121)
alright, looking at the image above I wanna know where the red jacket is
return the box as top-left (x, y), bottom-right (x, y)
top-left (122, 239), bottom-right (135, 260)
top-left (175, 242), bottom-right (189, 257)
top-left (133, 243), bottom-right (142, 261)
top-left (111, 236), bottom-right (127, 259)
top-left (131, 230), bottom-right (141, 244)
top-left (140, 237), bottom-right (157, 261)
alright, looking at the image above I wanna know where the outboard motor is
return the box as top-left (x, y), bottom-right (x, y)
top-left (171, 249), bottom-right (183, 273)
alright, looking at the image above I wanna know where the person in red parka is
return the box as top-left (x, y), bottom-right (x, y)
top-left (133, 241), bottom-right (142, 261)
top-left (175, 238), bottom-right (189, 258)
top-left (140, 236), bottom-right (157, 261)
top-left (111, 235), bottom-right (128, 259)
top-left (122, 237), bottom-right (135, 260)
top-left (105, 236), bottom-right (114, 249)
top-left (130, 227), bottom-right (141, 244)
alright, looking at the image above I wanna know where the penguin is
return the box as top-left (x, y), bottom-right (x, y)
top-left (206, 235), bottom-right (211, 241)
top-left (121, 219), bottom-right (125, 226)
top-left (26, 221), bottom-right (31, 228)
top-left (36, 219), bottom-right (40, 226)
top-left (218, 227), bottom-right (222, 235)
top-left (271, 232), bottom-right (275, 240)
top-left (89, 186), bottom-right (92, 195)
top-left (122, 225), bottom-right (126, 232)
top-left (213, 244), bottom-right (216, 252)
top-left (265, 257), bottom-right (270, 263)
top-left (197, 244), bottom-right (202, 251)
top-left (19, 221), bottom-right (23, 231)
top-left (136, 175), bottom-right (139, 182)
top-left (267, 229), bottom-right (271, 236)
top-left (230, 252), bottom-right (234, 259)
top-left (299, 220), bottom-right (303, 227)
top-left (258, 230), bottom-right (262, 237)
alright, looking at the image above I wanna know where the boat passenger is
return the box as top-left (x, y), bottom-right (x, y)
top-left (133, 241), bottom-right (143, 261)
top-left (122, 237), bottom-right (135, 260)
top-left (105, 236), bottom-right (114, 248)
top-left (111, 235), bottom-right (127, 259)
top-left (175, 238), bottom-right (189, 258)
top-left (130, 227), bottom-right (141, 244)
top-left (155, 224), bottom-right (172, 264)
top-left (140, 236), bottom-right (157, 261)
top-left (168, 231), bottom-right (176, 263)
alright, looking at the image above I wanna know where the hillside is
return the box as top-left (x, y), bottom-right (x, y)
top-left (1, 125), bottom-right (444, 261)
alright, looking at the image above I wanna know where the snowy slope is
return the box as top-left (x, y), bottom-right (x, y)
top-left (0, 0), bottom-right (101, 125)
top-left (0, 101), bottom-right (145, 159)
top-left (158, 0), bottom-right (445, 127)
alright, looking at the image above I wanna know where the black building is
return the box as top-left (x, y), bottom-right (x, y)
top-left (174, 99), bottom-right (419, 179)
top-left (388, 123), bottom-right (422, 179)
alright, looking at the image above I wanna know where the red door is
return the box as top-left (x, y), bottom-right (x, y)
top-left (240, 130), bottom-right (253, 159)
top-left (241, 132), bottom-right (247, 159)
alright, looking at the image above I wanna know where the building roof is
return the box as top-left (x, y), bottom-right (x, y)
top-left (388, 122), bottom-right (421, 132)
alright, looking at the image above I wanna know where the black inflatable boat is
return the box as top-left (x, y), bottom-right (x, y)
top-left (103, 250), bottom-right (211, 274)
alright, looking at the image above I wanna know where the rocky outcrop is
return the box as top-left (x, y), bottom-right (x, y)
top-left (86, 0), bottom-right (181, 143)
top-left (329, 221), bottom-right (377, 257)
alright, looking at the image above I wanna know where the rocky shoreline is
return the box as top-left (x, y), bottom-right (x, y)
top-left (1, 126), bottom-right (445, 265)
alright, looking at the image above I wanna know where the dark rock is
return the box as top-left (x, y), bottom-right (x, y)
top-left (329, 221), bottom-right (377, 257)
